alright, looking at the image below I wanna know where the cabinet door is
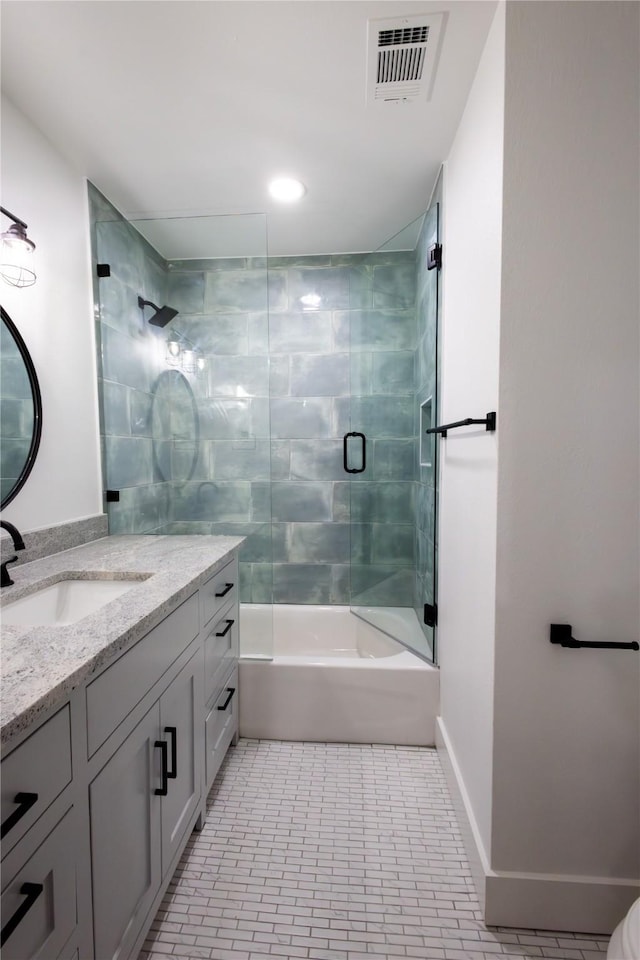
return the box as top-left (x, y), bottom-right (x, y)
top-left (159, 653), bottom-right (201, 874)
top-left (90, 704), bottom-right (161, 960)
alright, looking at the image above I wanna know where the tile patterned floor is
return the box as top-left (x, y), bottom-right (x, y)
top-left (139, 740), bottom-right (610, 960)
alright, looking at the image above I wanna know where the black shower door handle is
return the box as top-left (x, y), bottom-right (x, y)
top-left (343, 432), bottom-right (366, 474)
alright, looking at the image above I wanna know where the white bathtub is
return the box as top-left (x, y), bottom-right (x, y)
top-left (239, 604), bottom-right (439, 745)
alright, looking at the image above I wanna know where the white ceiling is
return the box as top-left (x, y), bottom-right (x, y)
top-left (1, 1), bottom-right (497, 258)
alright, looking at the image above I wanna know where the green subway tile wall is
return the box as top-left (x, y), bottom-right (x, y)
top-left (167, 249), bottom-right (417, 605)
top-left (90, 183), bottom-right (434, 615)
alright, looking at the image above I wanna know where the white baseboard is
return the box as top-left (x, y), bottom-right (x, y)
top-left (435, 716), bottom-right (490, 911)
top-left (435, 717), bottom-right (639, 935)
top-left (485, 871), bottom-right (638, 936)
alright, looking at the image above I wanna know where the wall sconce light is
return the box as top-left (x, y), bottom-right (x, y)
top-left (181, 349), bottom-right (197, 374)
top-left (0, 207), bottom-right (37, 288)
top-left (166, 339), bottom-right (182, 366)
top-left (164, 334), bottom-right (206, 375)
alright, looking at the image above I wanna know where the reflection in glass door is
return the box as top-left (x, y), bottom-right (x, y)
top-left (349, 193), bottom-right (441, 663)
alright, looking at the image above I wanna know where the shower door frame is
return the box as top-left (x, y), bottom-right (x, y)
top-left (347, 188), bottom-right (442, 666)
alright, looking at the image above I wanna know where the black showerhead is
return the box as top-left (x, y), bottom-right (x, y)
top-left (138, 296), bottom-right (179, 328)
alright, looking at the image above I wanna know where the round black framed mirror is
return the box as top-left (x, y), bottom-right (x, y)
top-left (1, 306), bottom-right (43, 508)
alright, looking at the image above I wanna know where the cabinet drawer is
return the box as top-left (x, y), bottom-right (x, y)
top-left (86, 593), bottom-right (199, 757)
top-left (1, 706), bottom-right (72, 856)
top-left (205, 667), bottom-right (238, 790)
top-left (204, 607), bottom-right (239, 705)
top-left (0, 807), bottom-right (76, 960)
top-left (200, 558), bottom-right (238, 628)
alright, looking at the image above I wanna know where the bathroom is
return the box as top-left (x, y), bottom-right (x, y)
top-left (0, 2), bottom-right (638, 960)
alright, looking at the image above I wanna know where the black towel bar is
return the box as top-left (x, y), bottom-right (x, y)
top-left (550, 623), bottom-right (639, 651)
top-left (426, 411), bottom-right (496, 438)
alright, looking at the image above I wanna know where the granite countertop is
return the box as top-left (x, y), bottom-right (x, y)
top-left (0, 535), bottom-right (243, 748)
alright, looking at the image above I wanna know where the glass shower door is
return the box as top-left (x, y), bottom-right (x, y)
top-left (349, 197), bottom-right (441, 663)
top-left (90, 184), bottom-right (274, 659)
top-left (414, 198), bottom-right (440, 664)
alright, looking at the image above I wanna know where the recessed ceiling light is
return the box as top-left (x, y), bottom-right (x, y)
top-left (268, 177), bottom-right (306, 202)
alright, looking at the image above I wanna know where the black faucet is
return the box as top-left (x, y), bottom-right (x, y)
top-left (1, 520), bottom-right (25, 587)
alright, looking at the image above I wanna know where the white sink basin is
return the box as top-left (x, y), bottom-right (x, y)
top-left (1, 577), bottom-right (143, 626)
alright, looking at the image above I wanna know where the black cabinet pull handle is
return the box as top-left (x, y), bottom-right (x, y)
top-left (154, 740), bottom-right (168, 796)
top-left (1, 882), bottom-right (44, 946)
top-left (216, 619), bottom-right (234, 638)
top-left (0, 792), bottom-right (38, 840)
top-left (215, 582), bottom-right (234, 598)
top-left (217, 687), bottom-right (236, 711)
top-left (164, 726), bottom-right (177, 779)
top-left (343, 432), bottom-right (366, 474)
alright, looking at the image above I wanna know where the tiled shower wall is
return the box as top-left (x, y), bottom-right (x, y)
top-left (162, 255), bottom-right (273, 603)
top-left (166, 252), bottom-right (417, 604)
top-left (90, 185), bottom-right (423, 608)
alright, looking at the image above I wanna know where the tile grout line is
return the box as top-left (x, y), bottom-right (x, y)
top-left (139, 740), bottom-right (610, 960)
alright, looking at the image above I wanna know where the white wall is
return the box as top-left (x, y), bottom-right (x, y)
top-left (438, 1), bottom-right (505, 864)
top-left (1, 96), bottom-right (102, 530)
top-left (493, 0), bottom-right (639, 891)
top-left (438, 0), bottom-right (639, 932)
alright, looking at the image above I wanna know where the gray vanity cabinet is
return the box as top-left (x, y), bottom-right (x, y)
top-left (158, 650), bottom-right (202, 872)
top-left (1, 547), bottom-right (240, 960)
top-left (205, 665), bottom-right (239, 790)
top-left (0, 705), bottom-right (77, 960)
top-left (0, 807), bottom-right (77, 960)
top-left (90, 702), bottom-right (162, 960)
top-left (202, 561), bottom-right (240, 791)
top-left (90, 650), bottom-right (202, 960)
top-left (0, 705), bottom-right (72, 857)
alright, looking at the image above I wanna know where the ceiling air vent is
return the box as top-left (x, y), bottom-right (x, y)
top-left (366, 14), bottom-right (444, 105)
